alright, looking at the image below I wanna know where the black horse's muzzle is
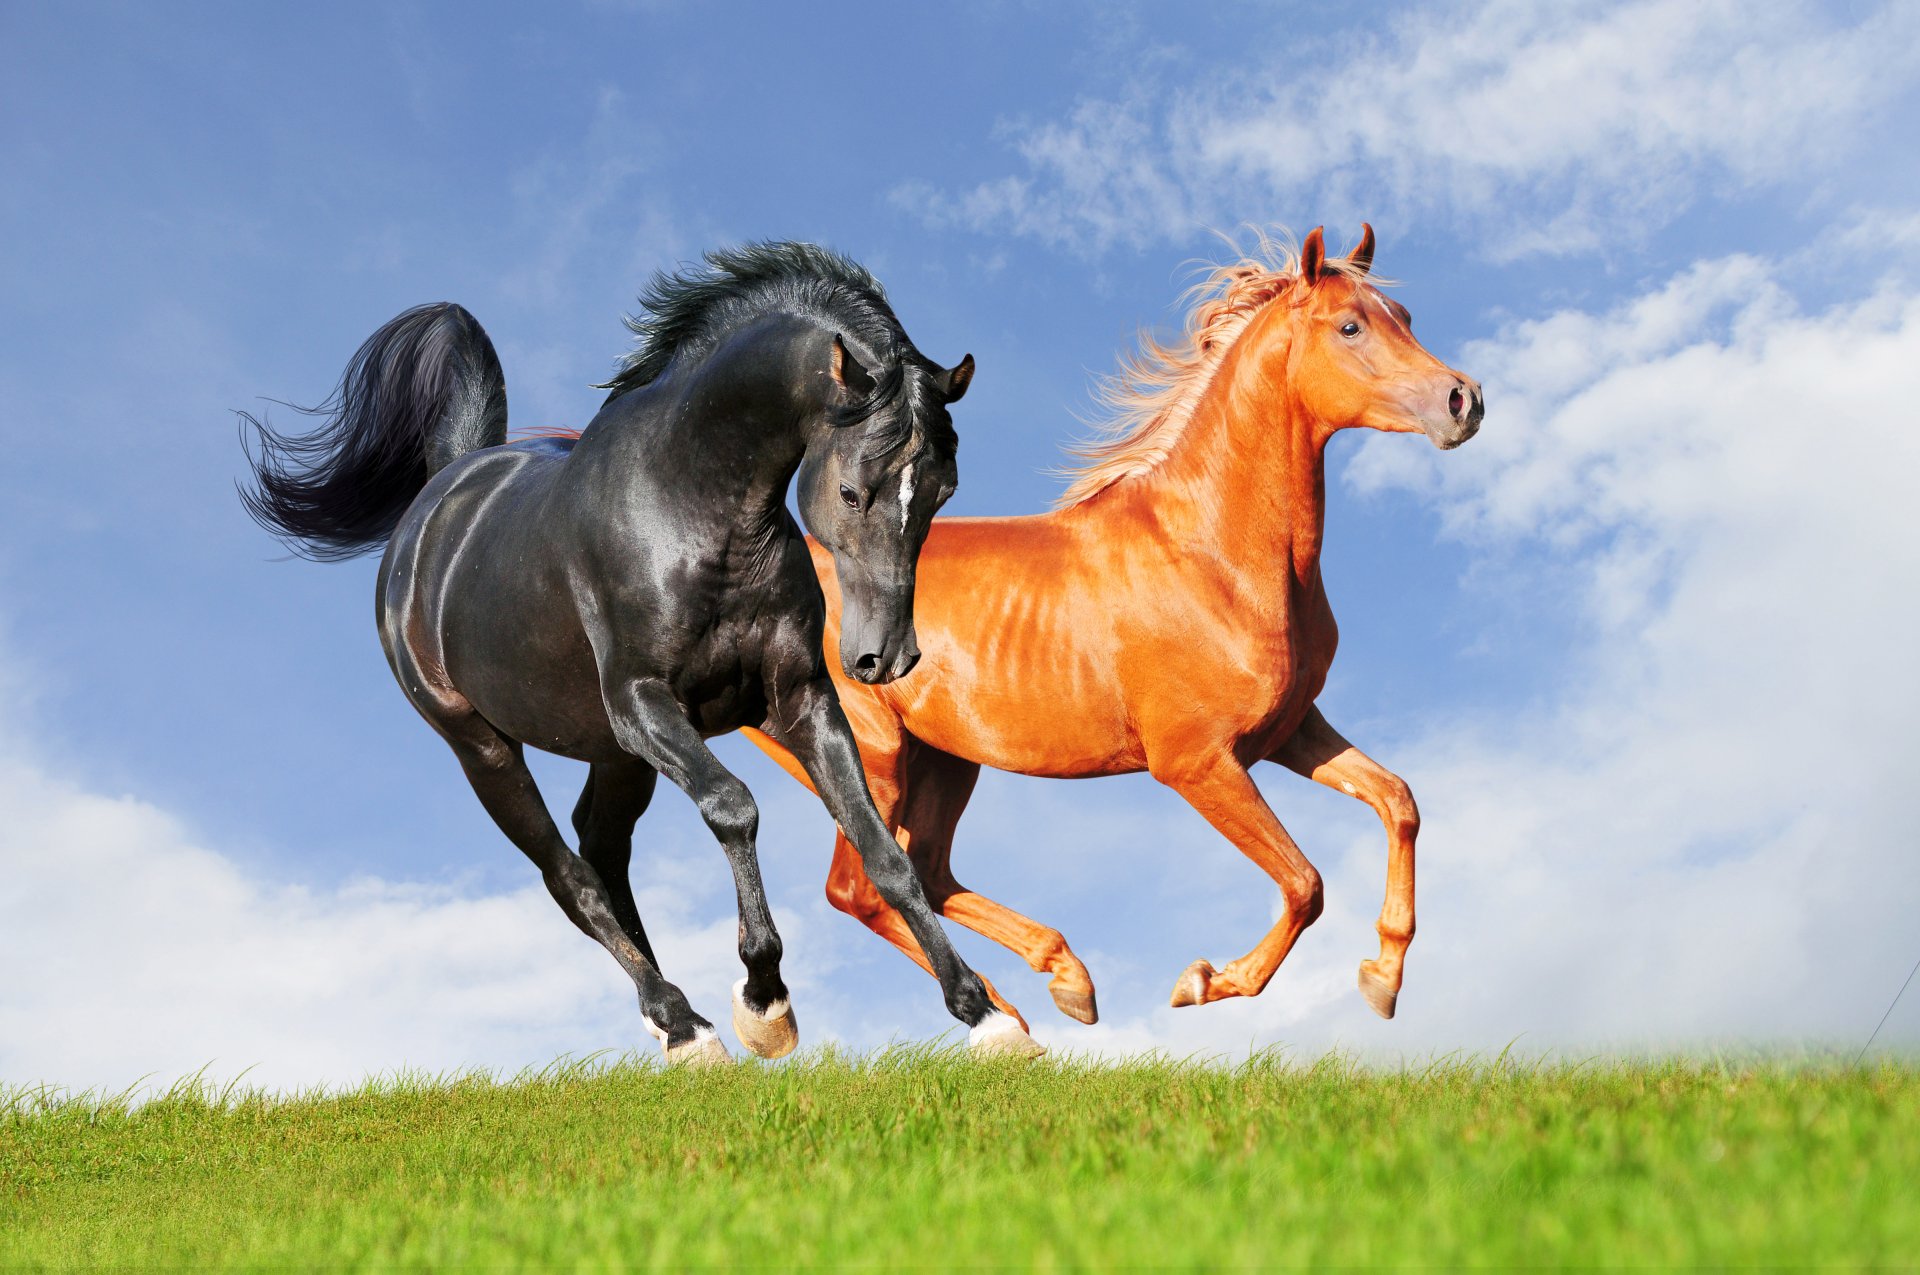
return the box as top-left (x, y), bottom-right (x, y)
top-left (838, 577), bottom-right (922, 685)
top-left (847, 636), bottom-right (922, 684)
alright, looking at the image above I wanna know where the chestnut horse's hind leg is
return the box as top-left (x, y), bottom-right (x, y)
top-left (1270, 705), bottom-right (1418, 1020)
top-left (898, 741), bottom-right (1099, 1025)
top-left (1154, 753), bottom-right (1325, 1007)
top-left (440, 719), bottom-right (725, 1064)
top-left (816, 731), bottom-right (1073, 1030)
top-left (774, 679), bottom-right (1038, 1057)
top-left (823, 836), bottom-right (1034, 1031)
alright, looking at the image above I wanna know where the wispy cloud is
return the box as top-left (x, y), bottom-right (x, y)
top-left (896, 0), bottom-right (1920, 257)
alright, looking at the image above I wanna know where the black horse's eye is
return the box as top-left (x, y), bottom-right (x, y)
top-left (839, 483), bottom-right (861, 510)
top-left (1340, 321), bottom-right (1362, 337)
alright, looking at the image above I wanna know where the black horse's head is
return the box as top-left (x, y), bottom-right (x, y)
top-left (796, 333), bottom-right (970, 684)
top-left (597, 241), bottom-right (971, 685)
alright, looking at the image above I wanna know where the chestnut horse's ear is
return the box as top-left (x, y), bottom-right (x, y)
top-left (942, 353), bottom-right (975, 403)
top-left (830, 334), bottom-right (875, 397)
top-left (1300, 226), bottom-right (1327, 283)
top-left (1347, 222), bottom-right (1375, 276)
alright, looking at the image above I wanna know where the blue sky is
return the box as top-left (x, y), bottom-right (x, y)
top-left (4, 0), bottom-right (1919, 1090)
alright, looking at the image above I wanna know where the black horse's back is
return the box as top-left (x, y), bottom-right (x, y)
top-left (240, 302), bottom-right (507, 561)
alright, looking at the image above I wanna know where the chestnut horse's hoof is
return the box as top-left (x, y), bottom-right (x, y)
top-left (731, 979), bottom-right (800, 1060)
top-left (1169, 959), bottom-right (1215, 1008)
top-left (664, 1028), bottom-right (732, 1068)
top-left (1358, 965), bottom-right (1398, 1019)
top-left (1050, 982), bottom-right (1099, 1025)
top-left (970, 1010), bottom-right (1046, 1059)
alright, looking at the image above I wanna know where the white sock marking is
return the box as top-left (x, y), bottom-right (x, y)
top-left (733, 976), bottom-right (790, 1021)
top-left (969, 1009), bottom-right (1028, 1046)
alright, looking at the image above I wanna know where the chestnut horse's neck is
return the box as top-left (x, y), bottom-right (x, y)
top-left (1077, 309), bottom-right (1329, 593)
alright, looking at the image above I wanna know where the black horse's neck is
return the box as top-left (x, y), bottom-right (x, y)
top-left (593, 312), bottom-right (836, 548)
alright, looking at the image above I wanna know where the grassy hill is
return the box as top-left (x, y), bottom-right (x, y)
top-left (4, 1050), bottom-right (1915, 1269)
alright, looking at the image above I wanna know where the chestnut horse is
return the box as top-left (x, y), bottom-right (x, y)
top-left (744, 225), bottom-right (1483, 1030)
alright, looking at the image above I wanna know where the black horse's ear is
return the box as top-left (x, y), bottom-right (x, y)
top-left (1300, 226), bottom-right (1327, 283)
top-left (942, 353), bottom-right (975, 403)
top-left (1347, 222), bottom-right (1375, 276)
top-left (830, 334), bottom-right (876, 397)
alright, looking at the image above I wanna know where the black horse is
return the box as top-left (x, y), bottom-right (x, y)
top-left (241, 243), bottom-right (1040, 1062)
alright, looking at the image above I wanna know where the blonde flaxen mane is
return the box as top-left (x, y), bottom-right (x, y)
top-left (1054, 231), bottom-right (1373, 508)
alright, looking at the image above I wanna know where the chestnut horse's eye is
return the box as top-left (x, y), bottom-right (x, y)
top-left (1340, 321), bottom-right (1362, 337)
top-left (839, 483), bottom-right (861, 510)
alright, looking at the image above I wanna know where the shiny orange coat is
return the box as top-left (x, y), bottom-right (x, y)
top-left (747, 226), bottom-right (1484, 1029)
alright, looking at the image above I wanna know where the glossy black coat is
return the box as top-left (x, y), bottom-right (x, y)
top-left (243, 245), bottom-right (992, 1053)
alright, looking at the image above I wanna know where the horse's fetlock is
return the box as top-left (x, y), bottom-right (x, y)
top-left (738, 928), bottom-right (784, 974)
top-left (946, 973), bottom-right (992, 1024)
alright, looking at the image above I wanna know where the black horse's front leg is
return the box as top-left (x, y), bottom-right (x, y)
top-left (772, 677), bottom-right (1041, 1056)
top-left (603, 676), bottom-right (799, 1059)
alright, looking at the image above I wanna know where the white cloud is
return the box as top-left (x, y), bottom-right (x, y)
top-left (897, 0), bottom-right (1919, 256)
top-left (1033, 246), bottom-right (1920, 1059)
top-left (0, 721), bottom-right (881, 1094)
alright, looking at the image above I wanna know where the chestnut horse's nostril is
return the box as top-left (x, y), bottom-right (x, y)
top-left (1449, 386), bottom-right (1465, 419)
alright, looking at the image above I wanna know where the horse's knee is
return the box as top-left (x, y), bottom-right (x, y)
top-left (854, 847), bottom-right (919, 908)
top-left (1291, 868), bottom-right (1326, 926)
top-left (1379, 776), bottom-right (1419, 842)
top-left (699, 779), bottom-right (758, 848)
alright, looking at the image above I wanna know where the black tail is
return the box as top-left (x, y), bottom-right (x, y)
top-left (239, 302), bottom-right (507, 561)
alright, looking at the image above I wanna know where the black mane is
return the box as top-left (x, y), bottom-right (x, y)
top-left (597, 241), bottom-right (951, 458)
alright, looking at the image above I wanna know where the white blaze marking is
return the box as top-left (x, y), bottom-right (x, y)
top-left (898, 465), bottom-right (915, 531)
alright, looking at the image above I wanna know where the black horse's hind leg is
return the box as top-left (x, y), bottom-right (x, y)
top-left (601, 676), bottom-right (798, 1059)
top-left (435, 715), bottom-right (721, 1061)
top-left (773, 677), bottom-right (1040, 1056)
top-left (571, 759), bottom-right (662, 968)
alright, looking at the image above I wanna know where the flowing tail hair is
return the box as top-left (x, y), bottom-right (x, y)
top-left (239, 302), bottom-right (507, 561)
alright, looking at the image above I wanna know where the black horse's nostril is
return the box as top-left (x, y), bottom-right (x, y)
top-left (895, 649), bottom-right (922, 678)
top-left (854, 652), bottom-right (882, 677)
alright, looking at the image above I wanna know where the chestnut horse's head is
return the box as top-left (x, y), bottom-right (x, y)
top-left (1279, 224), bottom-right (1483, 450)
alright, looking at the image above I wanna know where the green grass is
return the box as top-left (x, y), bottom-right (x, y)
top-left (3, 1049), bottom-right (1915, 1270)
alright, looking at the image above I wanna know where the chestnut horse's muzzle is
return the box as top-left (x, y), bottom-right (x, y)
top-left (1426, 378), bottom-right (1484, 449)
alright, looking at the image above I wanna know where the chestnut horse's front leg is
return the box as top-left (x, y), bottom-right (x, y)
top-left (771, 676), bottom-right (1041, 1057)
top-left (1270, 704), bottom-right (1418, 1019)
top-left (1154, 752), bottom-right (1326, 1007)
